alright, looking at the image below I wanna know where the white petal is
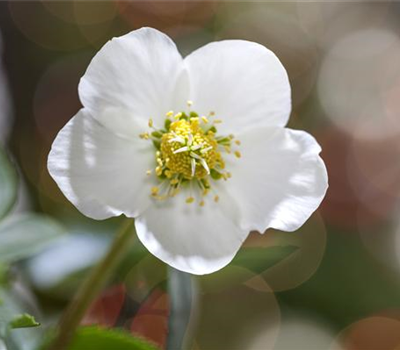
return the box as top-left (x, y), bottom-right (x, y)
top-left (225, 127), bottom-right (328, 233)
top-left (135, 187), bottom-right (248, 275)
top-left (48, 109), bottom-right (156, 220)
top-left (184, 40), bottom-right (291, 133)
top-left (79, 27), bottom-right (186, 128)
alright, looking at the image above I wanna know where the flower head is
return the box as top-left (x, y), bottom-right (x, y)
top-left (48, 28), bottom-right (328, 275)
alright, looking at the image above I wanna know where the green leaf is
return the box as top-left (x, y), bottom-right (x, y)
top-left (232, 245), bottom-right (299, 274)
top-left (0, 214), bottom-right (65, 263)
top-left (0, 288), bottom-right (43, 348)
top-left (68, 327), bottom-right (159, 350)
top-left (9, 314), bottom-right (40, 329)
top-left (0, 147), bottom-right (17, 221)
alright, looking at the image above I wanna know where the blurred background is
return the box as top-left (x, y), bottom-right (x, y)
top-left (1, 1), bottom-right (400, 350)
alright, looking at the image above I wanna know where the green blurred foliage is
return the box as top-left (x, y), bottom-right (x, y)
top-left (0, 147), bottom-right (17, 220)
top-left (69, 327), bottom-right (159, 350)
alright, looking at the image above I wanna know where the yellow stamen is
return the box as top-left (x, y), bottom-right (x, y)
top-left (170, 178), bottom-right (179, 185)
top-left (156, 195), bottom-right (168, 201)
top-left (170, 188), bottom-right (180, 197)
top-left (147, 107), bottom-right (236, 203)
top-left (186, 196), bottom-right (195, 204)
top-left (160, 119), bottom-right (219, 180)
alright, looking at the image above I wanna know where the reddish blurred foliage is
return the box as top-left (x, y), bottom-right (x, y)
top-left (130, 289), bottom-right (169, 349)
top-left (83, 284), bottom-right (126, 327)
top-left (116, 1), bottom-right (217, 36)
top-left (318, 127), bottom-right (398, 230)
top-left (338, 316), bottom-right (400, 350)
top-left (83, 284), bottom-right (169, 349)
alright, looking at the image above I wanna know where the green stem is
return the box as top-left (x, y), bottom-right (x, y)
top-left (48, 219), bottom-right (135, 350)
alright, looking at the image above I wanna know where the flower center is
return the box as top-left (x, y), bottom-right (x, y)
top-left (140, 101), bottom-right (241, 205)
top-left (161, 118), bottom-right (219, 180)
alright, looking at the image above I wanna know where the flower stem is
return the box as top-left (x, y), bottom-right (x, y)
top-left (48, 219), bottom-right (135, 350)
top-left (166, 267), bottom-right (198, 350)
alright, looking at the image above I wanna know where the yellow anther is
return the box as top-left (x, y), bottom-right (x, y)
top-left (229, 134), bottom-right (235, 139)
top-left (224, 146), bottom-right (231, 154)
top-left (234, 151), bottom-right (242, 158)
top-left (170, 178), bottom-right (179, 185)
top-left (151, 187), bottom-right (159, 196)
top-left (148, 118), bottom-right (153, 128)
top-left (235, 140), bottom-right (241, 146)
top-left (140, 132), bottom-right (150, 140)
top-left (214, 119), bottom-right (222, 124)
top-left (214, 195), bottom-right (219, 203)
top-left (227, 172), bottom-right (232, 178)
top-left (187, 100), bottom-right (193, 107)
top-left (203, 188), bottom-right (209, 196)
top-left (166, 110), bottom-right (174, 117)
top-left (174, 112), bottom-right (182, 119)
top-left (146, 170), bottom-right (152, 176)
top-left (155, 166), bottom-right (163, 176)
top-left (165, 170), bottom-right (173, 178)
top-left (209, 111), bottom-right (215, 116)
top-left (190, 117), bottom-right (199, 123)
top-left (199, 200), bottom-right (205, 207)
top-left (186, 196), bottom-right (195, 204)
top-left (201, 116), bottom-right (209, 124)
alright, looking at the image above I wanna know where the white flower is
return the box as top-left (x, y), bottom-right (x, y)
top-left (48, 27), bottom-right (328, 275)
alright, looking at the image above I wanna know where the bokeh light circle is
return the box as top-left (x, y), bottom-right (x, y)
top-left (244, 213), bottom-right (327, 292)
top-left (318, 28), bottom-right (400, 140)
